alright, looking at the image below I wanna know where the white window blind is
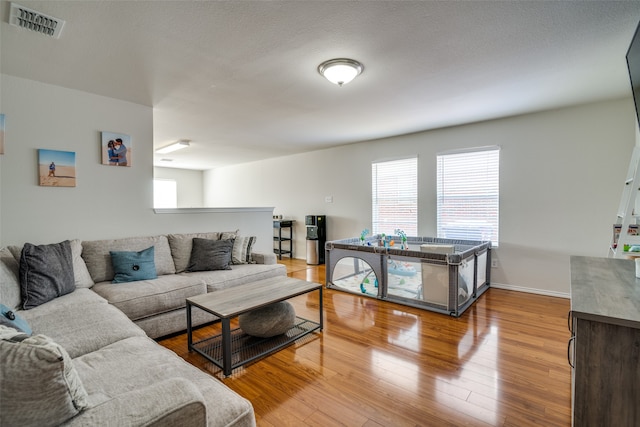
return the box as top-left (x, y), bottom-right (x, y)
top-left (437, 147), bottom-right (499, 246)
top-left (372, 157), bottom-right (418, 235)
top-left (153, 179), bottom-right (177, 208)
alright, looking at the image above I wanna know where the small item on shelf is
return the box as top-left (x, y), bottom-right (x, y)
top-left (613, 224), bottom-right (639, 249)
top-left (360, 228), bottom-right (369, 245)
top-left (394, 229), bottom-right (408, 250)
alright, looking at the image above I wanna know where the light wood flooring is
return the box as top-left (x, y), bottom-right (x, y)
top-left (158, 258), bottom-right (572, 426)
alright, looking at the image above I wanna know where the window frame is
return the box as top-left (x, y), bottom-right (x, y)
top-left (436, 146), bottom-right (500, 246)
top-left (371, 156), bottom-right (418, 236)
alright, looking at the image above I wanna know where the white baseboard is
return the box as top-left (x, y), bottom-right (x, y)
top-left (490, 282), bottom-right (570, 299)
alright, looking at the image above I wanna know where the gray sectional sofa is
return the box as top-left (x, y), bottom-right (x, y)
top-left (0, 231), bottom-right (287, 426)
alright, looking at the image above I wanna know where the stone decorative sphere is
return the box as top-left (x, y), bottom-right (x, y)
top-left (239, 301), bottom-right (296, 338)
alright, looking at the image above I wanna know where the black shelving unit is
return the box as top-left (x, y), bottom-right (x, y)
top-left (273, 220), bottom-right (293, 259)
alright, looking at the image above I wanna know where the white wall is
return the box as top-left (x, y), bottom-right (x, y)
top-left (204, 98), bottom-right (637, 296)
top-left (4, 74), bottom-right (633, 292)
top-left (0, 75), bottom-right (274, 252)
top-left (154, 166), bottom-right (204, 208)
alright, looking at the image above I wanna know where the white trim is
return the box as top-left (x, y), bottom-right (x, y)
top-left (154, 207), bottom-right (274, 214)
top-left (437, 145), bottom-right (501, 156)
top-left (372, 154), bottom-right (418, 165)
top-left (490, 282), bottom-right (570, 299)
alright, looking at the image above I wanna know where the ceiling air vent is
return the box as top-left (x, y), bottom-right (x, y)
top-left (9, 3), bottom-right (65, 38)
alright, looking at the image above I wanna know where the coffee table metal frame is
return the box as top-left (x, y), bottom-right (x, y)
top-left (186, 276), bottom-right (323, 377)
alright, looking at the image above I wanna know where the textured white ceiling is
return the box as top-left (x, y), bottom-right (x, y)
top-left (2, 1), bottom-right (640, 170)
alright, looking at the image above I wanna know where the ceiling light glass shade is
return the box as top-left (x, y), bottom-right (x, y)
top-left (156, 140), bottom-right (190, 154)
top-left (318, 58), bottom-right (363, 86)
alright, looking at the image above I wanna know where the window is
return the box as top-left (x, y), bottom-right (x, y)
top-left (437, 147), bottom-right (499, 246)
top-left (153, 179), bottom-right (177, 208)
top-left (372, 157), bottom-right (418, 235)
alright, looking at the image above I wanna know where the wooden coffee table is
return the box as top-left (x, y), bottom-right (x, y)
top-left (186, 276), bottom-right (323, 377)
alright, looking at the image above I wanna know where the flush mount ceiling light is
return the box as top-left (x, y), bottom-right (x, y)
top-left (318, 58), bottom-right (363, 87)
top-left (156, 140), bottom-right (190, 154)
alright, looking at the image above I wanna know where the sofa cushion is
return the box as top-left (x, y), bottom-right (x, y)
top-left (220, 230), bottom-right (239, 240)
top-left (0, 247), bottom-right (22, 311)
top-left (110, 246), bottom-right (157, 283)
top-left (232, 236), bottom-right (257, 265)
top-left (180, 263), bottom-right (287, 292)
top-left (64, 378), bottom-right (207, 427)
top-left (167, 231), bottom-right (238, 273)
top-left (135, 305), bottom-right (219, 339)
top-left (18, 289), bottom-right (146, 359)
top-left (19, 240), bottom-right (75, 309)
top-left (168, 232), bottom-right (220, 273)
top-left (187, 238), bottom-right (234, 272)
top-left (0, 325), bottom-right (89, 427)
top-left (82, 235), bottom-right (175, 283)
top-left (6, 245), bottom-right (24, 262)
top-left (0, 303), bottom-right (32, 335)
top-left (73, 336), bottom-right (255, 427)
top-left (70, 239), bottom-right (94, 288)
top-left (250, 251), bottom-right (278, 265)
top-left (8, 242), bottom-right (93, 289)
top-left (92, 274), bottom-right (207, 321)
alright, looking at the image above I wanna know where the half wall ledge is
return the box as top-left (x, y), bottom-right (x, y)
top-left (154, 207), bottom-right (275, 214)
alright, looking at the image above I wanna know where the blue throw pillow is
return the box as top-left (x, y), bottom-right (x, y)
top-left (110, 246), bottom-right (157, 284)
top-left (0, 303), bottom-right (32, 335)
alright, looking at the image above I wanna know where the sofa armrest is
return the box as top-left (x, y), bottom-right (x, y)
top-left (252, 251), bottom-right (277, 265)
top-left (63, 378), bottom-right (206, 427)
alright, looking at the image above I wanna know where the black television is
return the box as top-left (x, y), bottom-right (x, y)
top-left (627, 20), bottom-right (640, 129)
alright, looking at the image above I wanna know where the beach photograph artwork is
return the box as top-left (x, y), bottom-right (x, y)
top-left (38, 149), bottom-right (76, 187)
top-left (101, 131), bottom-right (131, 166)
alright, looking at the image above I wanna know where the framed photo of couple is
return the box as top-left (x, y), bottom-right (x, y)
top-left (101, 131), bottom-right (131, 167)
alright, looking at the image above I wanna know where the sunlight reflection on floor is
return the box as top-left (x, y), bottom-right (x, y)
top-left (370, 349), bottom-right (420, 394)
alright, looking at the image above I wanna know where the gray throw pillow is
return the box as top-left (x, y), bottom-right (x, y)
top-left (0, 325), bottom-right (89, 426)
top-left (187, 238), bottom-right (234, 272)
top-left (167, 232), bottom-right (221, 273)
top-left (19, 240), bottom-right (75, 310)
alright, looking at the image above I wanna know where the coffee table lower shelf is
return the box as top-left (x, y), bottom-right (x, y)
top-left (191, 317), bottom-right (320, 375)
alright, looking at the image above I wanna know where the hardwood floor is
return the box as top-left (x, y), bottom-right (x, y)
top-left (158, 258), bottom-right (572, 426)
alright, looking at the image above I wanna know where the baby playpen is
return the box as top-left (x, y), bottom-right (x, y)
top-left (325, 235), bottom-right (491, 317)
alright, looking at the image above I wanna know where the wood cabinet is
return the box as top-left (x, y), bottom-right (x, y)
top-left (570, 256), bottom-right (640, 427)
